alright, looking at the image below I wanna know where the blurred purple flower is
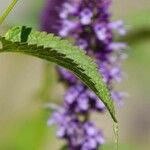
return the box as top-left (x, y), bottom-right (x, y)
top-left (41, 0), bottom-right (127, 149)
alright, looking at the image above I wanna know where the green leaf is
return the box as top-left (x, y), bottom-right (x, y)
top-left (0, 26), bottom-right (117, 122)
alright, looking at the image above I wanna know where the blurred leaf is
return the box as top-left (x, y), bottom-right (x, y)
top-left (0, 110), bottom-right (49, 150)
top-left (0, 26), bottom-right (117, 122)
top-left (123, 28), bottom-right (150, 64)
top-left (101, 143), bottom-right (140, 150)
top-left (122, 24), bottom-right (150, 100)
top-left (123, 28), bottom-right (150, 45)
top-left (60, 145), bottom-right (68, 150)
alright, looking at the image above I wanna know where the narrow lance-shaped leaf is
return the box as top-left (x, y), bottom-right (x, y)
top-left (0, 26), bottom-right (117, 122)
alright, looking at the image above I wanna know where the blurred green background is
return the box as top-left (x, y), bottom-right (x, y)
top-left (0, 0), bottom-right (150, 150)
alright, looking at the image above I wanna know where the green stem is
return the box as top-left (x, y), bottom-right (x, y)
top-left (113, 122), bottom-right (119, 150)
top-left (0, 0), bottom-right (18, 25)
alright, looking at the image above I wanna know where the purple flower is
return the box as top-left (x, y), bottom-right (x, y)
top-left (94, 23), bottom-right (109, 42)
top-left (108, 20), bottom-right (126, 36)
top-left (80, 8), bottom-right (93, 25)
top-left (41, 0), bottom-right (126, 149)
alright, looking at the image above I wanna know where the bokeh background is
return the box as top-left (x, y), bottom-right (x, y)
top-left (0, 0), bottom-right (150, 150)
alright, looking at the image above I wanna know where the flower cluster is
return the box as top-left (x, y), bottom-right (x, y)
top-left (48, 108), bottom-right (105, 150)
top-left (41, 0), bottom-right (127, 149)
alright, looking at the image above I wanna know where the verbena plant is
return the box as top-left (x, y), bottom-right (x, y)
top-left (0, 0), bottom-right (124, 149)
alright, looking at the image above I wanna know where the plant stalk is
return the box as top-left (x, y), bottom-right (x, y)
top-left (0, 0), bottom-right (18, 25)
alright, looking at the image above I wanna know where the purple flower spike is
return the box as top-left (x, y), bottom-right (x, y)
top-left (41, 0), bottom-right (127, 149)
